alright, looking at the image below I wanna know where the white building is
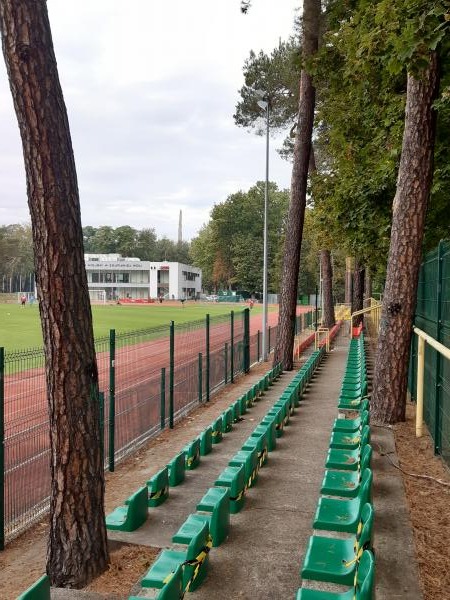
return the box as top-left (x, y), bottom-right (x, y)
top-left (85, 254), bottom-right (202, 301)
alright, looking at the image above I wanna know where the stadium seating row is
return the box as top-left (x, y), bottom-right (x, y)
top-left (132, 345), bottom-right (335, 599)
top-left (297, 332), bottom-right (376, 600)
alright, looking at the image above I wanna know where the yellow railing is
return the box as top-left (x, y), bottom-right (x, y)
top-left (350, 300), bottom-right (382, 338)
top-left (413, 327), bottom-right (450, 438)
top-left (315, 328), bottom-right (330, 352)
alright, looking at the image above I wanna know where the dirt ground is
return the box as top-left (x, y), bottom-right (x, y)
top-left (393, 403), bottom-right (450, 600)
top-left (1, 355), bottom-right (450, 599)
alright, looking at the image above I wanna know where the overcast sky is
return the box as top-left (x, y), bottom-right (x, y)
top-left (0, 1), bottom-right (300, 241)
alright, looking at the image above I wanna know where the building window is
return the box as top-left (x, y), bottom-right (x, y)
top-left (91, 272), bottom-right (99, 283)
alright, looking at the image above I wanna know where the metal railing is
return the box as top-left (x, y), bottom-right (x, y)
top-left (413, 326), bottom-right (450, 438)
top-left (350, 300), bottom-right (382, 338)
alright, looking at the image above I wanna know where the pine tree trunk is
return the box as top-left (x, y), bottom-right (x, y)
top-left (364, 269), bottom-right (372, 301)
top-left (0, 0), bottom-right (108, 587)
top-left (273, 0), bottom-right (321, 370)
top-left (321, 249), bottom-right (335, 328)
top-left (352, 260), bottom-right (365, 327)
top-left (345, 256), bottom-right (353, 305)
top-left (372, 54), bottom-right (439, 424)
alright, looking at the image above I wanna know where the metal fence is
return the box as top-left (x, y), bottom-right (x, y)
top-left (0, 307), bottom-right (312, 546)
top-left (408, 240), bottom-right (450, 466)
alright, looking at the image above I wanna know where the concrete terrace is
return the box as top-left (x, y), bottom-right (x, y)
top-left (51, 331), bottom-right (421, 600)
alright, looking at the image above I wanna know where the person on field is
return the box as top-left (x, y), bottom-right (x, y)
top-left (20, 294), bottom-right (26, 307)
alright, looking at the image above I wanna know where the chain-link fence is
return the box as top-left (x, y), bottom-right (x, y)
top-left (408, 240), bottom-right (450, 466)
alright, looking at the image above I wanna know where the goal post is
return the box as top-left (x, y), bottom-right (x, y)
top-left (89, 289), bottom-right (107, 304)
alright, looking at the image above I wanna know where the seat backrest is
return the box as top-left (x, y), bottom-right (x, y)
top-left (358, 468), bottom-right (373, 505)
top-left (186, 519), bottom-right (210, 561)
top-left (125, 485), bottom-right (148, 508)
top-left (360, 425), bottom-right (371, 448)
top-left (156, 564), bottom-right (183, 600)
top-left (355, 550), bottom-right (375, 599)
top-left (357, 503), bottom-right (374, 550)
top-left (360, 444), bottom-right (373, 472)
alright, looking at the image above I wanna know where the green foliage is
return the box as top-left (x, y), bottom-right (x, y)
top-left (189, 182), bottom-right (289, 293)
top-left (234, 39), bottom-right (301, 150)
top-left (0, 224), bottom-right (34, 287)
top-left (82, 225), bottom-right (190, 263)
top-left (310, 0), bottom-right (450, 273)
top-left (235, 0), bottom-right (450, 282)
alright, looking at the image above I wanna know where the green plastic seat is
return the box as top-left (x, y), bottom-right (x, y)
top-left (329, 425), bottom-right (371, 450)
top-left (238, 394), bottom-right (248, 415)
top-left (333, 410), bottom-right (369, 433)
top-left (337, 396), bottom-right (369, 412)
top-left (297, 549), bottom-right (375, 600)
top-left (321, 446), bottom-right (373, 498)
top-left (106, 486), bottom-right (148, 532)
top-left (199, 427), bottom-right (213, 456)
top-left (266, 406), bottom-right (284, 437)
top-left (260, 416), bottom-right (277, 451)
top-left (222, 408), bottom-right (233, 433)
top-left (167, 451), bottom-right (186, 487)
top-left (252, 383), bottom-right (260, 400)
top-left (192, 486), bottom-right (230, 547)
top-left (215, 465), bottom-right (246, 513)
top-left (17, 575), bottom-right (50, 600)
top-left (211, 416), bottom-right (223, 444)
top-left (232, 400), bottom-right (241, 423)
top-left (147, 467), bottom-right (169, 507)
top-left (142, 518), bottom-right (210, 593)
top-left (302, 503), bottom-right (373, 586)
top-left (242, 430), bottom-right (268, 468)
top-left (229, 447), bottom-right (258, 489)
top-left (184, 438), bottom-right (201, 470)
top-left (313, 469), bottom-right (372, 533)
top-left (129, 564), bottom-right (183, 600)
top-left (326, 442), bottom-right (371, 471)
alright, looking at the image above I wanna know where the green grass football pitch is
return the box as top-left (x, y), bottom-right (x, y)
top-left (0, 302), bottom-right (265, 352)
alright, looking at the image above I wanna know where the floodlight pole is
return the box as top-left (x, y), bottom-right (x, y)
top-left (262, 100), bottom-right (269, 362)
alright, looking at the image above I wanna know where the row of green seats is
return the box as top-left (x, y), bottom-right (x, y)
top-left (135, 348), bottom-right (327, 599)
top-left (298, 332), bottom-right (375, 600)
top-left (338, 333), bottom-right (368, 410)
top-left (104, 363), bottom-right (283, 534)
top-left (135, 364), bottom-right (286, 599)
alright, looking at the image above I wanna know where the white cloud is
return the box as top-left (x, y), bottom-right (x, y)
top-left (0, 0), bottom-right (299, 240)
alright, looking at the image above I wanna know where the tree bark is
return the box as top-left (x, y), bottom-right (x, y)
top-left (351, 260), bottom-right (365, 326)
top-left (321, 249), bottom-right (335, 328)
top-left (345, 256), bottom-right (353, 305)
top-left (372, 53), bottom-right (439, 424)
top-left (0, 0), bottom-right (108, 587)
top-left (364, 268), bottom-right (372, 301)
top-left (274, 0), bottom-right (321, 370)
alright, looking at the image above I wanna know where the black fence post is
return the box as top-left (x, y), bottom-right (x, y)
top-left (268, 325), bottom-right (271, 353)
top-left (169, 321), bottom-right (175, 428)
top-left (108, 329), bottom-right (115, 472)
top-left (206, 314), bottom-right (210, 401)
top-left (230, 311), bottom-right (234, 383)
top-left (434, 240), bottom-right (444, 454)
top-left (160, 367), bottom-right (166, 430)
top-left (243, 308), bottom-right (250, 373)
top-left (0, 347), bottom-right (4, 550)
top-left (257, 330), bottom-right (260, 362)
top-left (224, 342), bottom-right (228, 385)
top-left (198, 353), bottom-right (203, 402)
top-left (99, 391), bottom-right (105, 467)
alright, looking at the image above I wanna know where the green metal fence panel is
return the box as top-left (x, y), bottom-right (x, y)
top-left (1, 308), bottom-right (256, 544)
top-left (409, 240), bottom-right (450, 465)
